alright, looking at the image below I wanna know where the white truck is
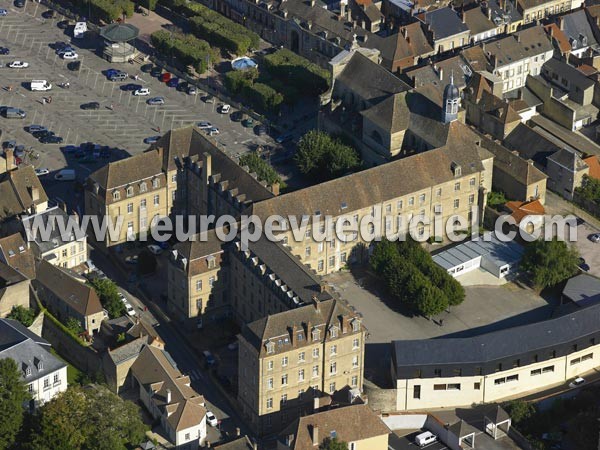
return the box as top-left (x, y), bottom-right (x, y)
top-left (73, 22), bottom-right (87, 39)
top-left (30, 80), bottom-right (52, 91)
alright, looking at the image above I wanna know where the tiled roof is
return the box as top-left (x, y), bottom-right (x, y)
top-left (213, 436), bottom-right (256, 450)
top-left (583, 156), bottom-right (600, 180)
top-left (484, 25), bottom-right (553, 67)
top-left (505, 199), bottom-right (545, 223)
top-left (399, 22), bottom-right (434, 57)
top-left (0, 165), bottom-right (48, 219)
top-left (463, 7), bottom-right (496, 35)
top-left (480, 137), bottom-right (547, 185)
top-left (280, 404), bottom-right (390, 450)
top-left (0, 233), bottom-right (36, 279)
top-left (108, 336), bottom-right (149, 365)
top-left (544, 24), bottom-right (571, 54)
top-left (34, 260), bottom-right (102, 316)
top-left (88, 149), bottom-right (163, 191)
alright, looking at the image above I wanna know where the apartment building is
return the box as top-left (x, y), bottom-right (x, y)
top-left (20, 206), bottom-right (88, 269)
top-left (0, 318), bottom-right (68, 408)
top-left (518, 0), bottom-right (583, 24)
top-left (238, 298), bottom-right (365, 435)
top-left (417, 7), bottom-right (470, 54)
top-left (392, 302), bottom-right (600, 410)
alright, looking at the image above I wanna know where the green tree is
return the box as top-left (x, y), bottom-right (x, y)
top-left (521, 238), bottom-right (579, 291)
top-left (65, 317), bottom-right (84, 335)
top-left (7, 305), bottom-right (36, 327)
top-left (414, 283), bottom-right (448, 317)
top-left (224, 68), bottom-right (258, 94)
top-left (504, 400), bottom-right (536, 425)
top-left (320, 437), bottom-right (348, 450)
top-left (88, 278), bottom-right (125, 319)
top-left (239, 152), bottom-right (285, 188)
top-left (370, 239), bottom-right (400, 274)
top-left (28, 386), bottom-right (147, 450)
top-left (487, 191), bottom-right (507, 209)
top-left (0, 358), bottom-right (29, 449)
top-left (295, 131), bottom-right (360, 181)
top-left (575, 174), bottom-right (600, 202)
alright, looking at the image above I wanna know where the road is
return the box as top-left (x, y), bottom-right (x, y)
top-left (90, 247), bottom-right (250, 444)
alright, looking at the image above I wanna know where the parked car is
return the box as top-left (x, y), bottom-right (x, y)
top-left (61, 145), bottom-right (79, 154)
top-left (57, 46), bottom-right (76, 55)
top-left (35, 168), bottom-right (49, 176)
top-left (61, 51), bottom-right (78, 60)
top-left (167, 77), bottom-right (179, 88)
top-left (125, 303), bottom-right (136, 316)
top-left (122, 83), bottom-right (142, 91)
top-left (150, 67), bottom-right (162, 77)
top-left (187, 85), bottom-right (198, 95)
top-left (569, 377), bottom-right (586, 388)
top-left (40, 135), bottom-right (63, 144)
top-left (141, 63), bottom-right (153, 73)
top-left (590, 233), bottom-right (600, 243)
top-left (159, 72), bottom-right (172, 83)
top-left (276, 133), bottom-right (294, 144)
top-left (32, 130), bottom-right (54, 139)
top-left (41, 9), bottom-right (57, 18)
top-left (203, 94), bottom-right (214, 103)
top-left (205, 411), bottom-right (218, 427)
top-left (415, 431), bottom-right (437, 447)
top-left (109, 71), bottom-right (127, 82)
top-left (0, 47), bottom-right (9, 55)
top-left (57, 20), bottom-right (70, 29)
top-left (197, 121), bottom-right (212, 129)
top-left (143, 136), bottom-right (160, 144)
top-left (27, 124), bottom-right (48, 133)
top-left (0, 9), bottom-right (8, 16)
top-left (8, 60), bottom-right (29, 68)
top-left (203, 350), bottom-right (216, 367)
top-left (147, 244), bottom-right (162, 255)
top-left (177, 81), bottom-right (189, 92)
top-left (1, 107), bottom-right (27, 118)
top-left (254, 125), bottom-right (267, 136)
top-left (146, 96), bottom-right (165, 106)
top-left (125, 255), bottom-right (138, 265)
top-left (133, 88), bottom-right (150, 96)
top-left (207, 127), bottom-right (220, 136)
top-left (578, 257), bottom-right (590, 272)
top-left (14, 0), bottom-right (25, 8)
top-left (219, 104), bottom-right (231, 114)
top-left (81, 101), bottom-right (100, 110)
top-left (242, 118), bottom-right (254, 128)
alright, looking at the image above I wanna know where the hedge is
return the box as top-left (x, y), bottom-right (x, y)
top-left (242, 82), bottom-right (284, 112)
top-left (74, 0), bottom-right (134, 22)
top-left (35, 297), bottom-right (89, 348)
top-left (224, 68), bottom-right (258, 94)
top-left (263, 49), bottom-right (331, 96)
top-left (151, 30), bottom-right (218, 74)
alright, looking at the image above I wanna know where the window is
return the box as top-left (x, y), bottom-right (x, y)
top-left (352, 356), bottom-right (359, 369)
top-left (281, 374), bottom-right (288, 386)
top-left (330, 362), bottom-right (337, 374)
top-left (126, 186), bottom-right (134, 197)
top-left (470, 177), bottom-right (476, 187)
top-left (330, 345), bottom-right (337, 356)
top-left (542, 365), bottom-right (554, 373)
top-left (317, 260), bottom-right (324, 271)
top-left (351, 376), bottom-right (358, 387)
top-left (312, 366), bottom-right (319, 377)
top-left (419, 193), bottom-right (426, 204)
top-left (127, 203), bottom-right (133, 214)
top-left (413, 385), bottom-right (421, 399)
top-left (43, 378), bottom-right (49, 389)
top-left (267, 378), bottom-right (273, 389)
top-left (312, 329), bottom-right (320, 341)
top-left (298, 352), bottom-right (305, 362)
top-left (140, 199), bottom-right (147, 210)
top-left (433, 384), bottom-right (446, 391)
top-left (397, 200), bottom-right (403, 209)
top-left (330, 327), bottom-right (338, 338)
top-left (469, 194), bottom-right (475, 205)
top-left (62, 249), bottom-right (68, 258)
top-left (353, 338), bottom-right (359, 349)
top-left (447, 383), bottom-right (461, 390)
top-left (113, 191), bottom-right (120, 201)
top-left (454, 182), bottom-right (461, 191)
top-left (328, 256), bottom-right (335, 268)
top-left (329, 382), bottom-right (336, 393)
top-left (140, 182), bottom-right (147, 193)
top-left (28, 384), bottom-right (33, 393)
top-left (474, 382), bottom-right (481, 390)
top-left (171, 173), bottom-right (177, 183)
top-left (153, 194), bottom-right (160, 206)
top-left (305, 246), bottom-right (311, 257)
top-left (281, 394), bottom-right (287, 405)
top-left (208, 276), bottom-right (215, 288)
top-left (531, 368), bottom-right (541, 376)
top-left (408, 197), bottom-right (414, 206)
top-left (266, 342), bottom-right (274, 354)
top-left (53, 373), bottom-right (59, 384)
top-left (340, 252), bottom-right (347, 264)
top-left (152, 178), bottom-right (160, 188)
top-left (268, 360), bottom-right (273, 370)
top-left (196, 280), bottom-right (203, 291)
top-left (313, 348), bottom-right (319, 358)
top-left (185, 433), bottom-right (190, 441)
top-left (298, 369), bottom-right (305, 381)
top-left (436, 188), bottom-right (442, 196)
top-left (453, 199), bottom-right (460, 209)
top-left (282, 356), bottom-right (288, 367)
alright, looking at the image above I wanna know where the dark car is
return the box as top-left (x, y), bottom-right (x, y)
top-left (141, 63), bottom-right (153, 73)
top-left (32, 130), bottom-right (54, 139)
top-left (40, 135), bottom-right (63, 144)
top-left (14, 0), bottom-right (25, 8)
top-left (42, 10), bottom-right (57, 18)
top-left (61, 145), bottom-right (79, 154)
top-left (150, 67), bottom-right (162, 77)
top-left (74, 150), bottom-right (86, 158)
top-left (167, 77), bottom-right (179, 88)
top-left (254, 124), bottom-right (267, 136)
top-left (100, 148), bottom-right (111, 159)
top-left (203, 95), bottom-right (215, 104)
top-left (177, 81), bottom-right (189, 92)
top-left (121, 83), bottom-right (142, 91)
top-left (57, 20), bottom-right (70, 29)
top-left (67, 61), bottom-right (81, 71)
top-left (0, 47), bottom-right (9, 55)
top-left (109, 72), bottom-right (127, 81)
top-left (578, 257), bottom-right (590, 272)
top-left (81, 101), bottom-right (100, 110)
top-left (53, 41), bottom-right (69, 50)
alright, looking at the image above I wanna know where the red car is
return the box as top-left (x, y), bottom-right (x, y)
top-left (160, 72), bottom-right (172, 83)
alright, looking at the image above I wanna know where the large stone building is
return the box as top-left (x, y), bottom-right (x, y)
top-left (238, 298), bottom-right (365, 435)
top-left (517, 0), bottom-right (583, 24)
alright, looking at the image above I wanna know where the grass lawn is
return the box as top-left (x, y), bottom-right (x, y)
top-left (50, 348), bottom-right (82, 385)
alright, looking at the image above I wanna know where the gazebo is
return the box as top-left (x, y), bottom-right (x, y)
top-left (99, 23), bottom-right (139, 63)
top-left (484, 405), bottom-right (512, 439)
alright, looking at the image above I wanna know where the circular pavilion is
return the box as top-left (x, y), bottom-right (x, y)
top-left (99, 23), bottom-right (139, 63)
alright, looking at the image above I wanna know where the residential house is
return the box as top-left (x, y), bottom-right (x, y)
top-left (486, 0), bottom-right (523, 34)
top-left (0, 232), bottom-right (36, 279)
top-left (20, 206), bottom-right (88, 269)
top-left (131, 345), bottom-right (207, 449)
top-left (417, 7), bottom-right (471, 54)
top-left (0, 159), bottom-right (48, 220)
top-left (0, 262), bottom-right (31, 318)
top-left (518, 0), bottom-right (583, 24)
top-left (33, 260), bottom-right (104, 334)
top-left (348, 0), bottom-right (384, 32)
top-left (392, 301), bottom-right (600, 410)
top-left (463, 6), bottom-right (503, 43)
top-left (277, 404), bottom-right (391, 450)
top-left (238, 298), bottom-right (365, 435)
top-left (559, 10), bottom-right (600, 60)
top-left (545, 148), bottom-right (589, 200)
top-left (0, 318), bottom-right (67, 407)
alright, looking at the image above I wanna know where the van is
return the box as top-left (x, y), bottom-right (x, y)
top-left (73, 22), bottom-right (87, 39)
top-left (415, 431), bottom-right (437, 447)
top-left (54, 169), bottom-right (76, 181)
top-left (1, 107), bottom-right (27, 119)
top-left (30, 80), bottom-right (52, 91)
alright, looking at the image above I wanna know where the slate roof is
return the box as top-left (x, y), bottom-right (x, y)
top-left (21, 206), bottom-right (86, 255)
top-left (529, 115), bottom-right (600, 155)
top-left (404, 55), bottom-right (471, 95)
top-left (448, 420), bottom-right (478, 438)
top-left (562, 274), bottom-right (600, 307)
top-left (35, 260), bottom-right (103, 316)
top-left (484, 25), bottom-right (552, 67)
top-left (562, 9), bottom-right (600, 52)
top-left (0, 165), bottom-right (48, 219)
top-left (547, 148), bottom-right (588, 172)
top-left (392, 301), bottom-right (600, 372)
top-left (108, 336), bottom-right (149, 365)
top-left (131, 345), bottom-right (206, 432)
top-left (172, 229), bottom-right (225, 276)
top-left (464, 7), bottom-right (497, 35)
top-left (0, 318), bottom-right (66, 381)
top-left (88, 150), bottom-right (164, 192)
top-left (421, 7), bottom-right (469, 40)
top-left (0, 260), bottom-right (26, 286)
top-left (480, 136), bottom-right (547, 185)
top-left (542, 57), bottom-right (595, 91)
top-left (280, 404), bottom-right (390, 450)
top-left (360, 92), bottom-right (410, 133)
top-left (335, 52), bottom-right (410, 104)
top-left (0, 233), bottom-right (36, 279)
top-left (503, 123), bottom-right (564, 163)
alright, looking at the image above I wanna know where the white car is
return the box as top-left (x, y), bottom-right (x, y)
top-left (125, 303), bottom-right (136, 316)
top-left (118, 292), bottom-right (126, 303)
top-left (133, 88), bottom-right (150, 96)
top-left (219, 104), bottom-right (231, 114)
top-left (590, 233), bottom-right (600, 243)
top-left (8, 61), bottom-right (29, 68)
top-left (61, 51), bottom-right (78, 60)
top-left (205, 411), bottom-right (218, 427)
top-left (569, 377), bottom-right (585, 388)
top-left (147, 244), bottom-right (163, 255)
top-left (197, 121), bottom-right (212, 129)
top-left (35, 168), bottom-right (49, 176)
top-left (208, 127), bottom-right (220, 136)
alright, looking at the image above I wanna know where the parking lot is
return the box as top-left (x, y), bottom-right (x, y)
top-left (0, 2), bottom-right (275, 184)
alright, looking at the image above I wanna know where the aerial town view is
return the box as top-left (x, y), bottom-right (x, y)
top-left (2, 0), bottom-right (600, 447)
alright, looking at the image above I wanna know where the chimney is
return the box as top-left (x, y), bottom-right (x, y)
top-left (28, 186), bottom-right (39, 202)
top-left (487, 7), bottom-right (491, 19)
top-left (270, 182), bottom-right (280, 196)
top-left (516, 33), bottom-right (521, 43)
top-left (5, 148), bottom-right (15, 172)
top-left (439, 67), bottom-right (444, 81)
top-left (311, 425), bottom-right (319, 446)
top-left (518, 88), bottom-right (523, 100)
top-left (166, 389), bottom-right (171, 403)
top-left (341, 316), bottom-right (348, 333)
top-left (206, 441), bottom-right (211, 448)
top-left (235, 427), bottom-right (241, 437)
top-left (312, 295), bottom-right (320, 312)
top-left (559, 16), bottom-right (564, 30)
top-left (253, 443), bottom-right (258, 450)
top-left (461, 11), bottom-right (466, 23)
top-left (291, 324), bottom-right (298, 347)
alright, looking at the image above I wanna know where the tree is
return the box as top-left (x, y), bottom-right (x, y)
top-left (7, 305), bottom-right (37, 327)
top-left (88, 278), bottom-right (125, 319)
top-left (521, 239), bottom-right (579, 291)
top-left (487, 191), bottom-right (507, 209)
top-left (65, 317), bottom-right (84, 335)
top-left (0, 358), bottom-right (29, 449)
top-left (239, 152), bottom-right (285, 188)
top-left (295, 131), bottom-right (360, 181)
top-left (28, 386), bottom-right (147, 450)
top-left (414, 283), bottom-right (448, 317)
top-left (224, 68), bottom-right (258, 94)
top-left (320, 437), bottom-right (348, 450)
top-left (504, 400), bottom-right (536, 425)
top-left (370, 239), bottom-right (400, 274)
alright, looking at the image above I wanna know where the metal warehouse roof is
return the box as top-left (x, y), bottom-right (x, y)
top-left (432, 232), bottom-right (524, 270)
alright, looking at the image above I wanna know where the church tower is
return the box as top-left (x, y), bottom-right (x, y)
top-left (442, 72), bottom-right (460, 123)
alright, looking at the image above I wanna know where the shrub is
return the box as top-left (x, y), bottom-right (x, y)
top-left (242, 82), bottom-right (284, 112)
top-left (239, 152), bottom-right (285, 188)
top-left (263, 49), bottom-right (331, 96)
top-left (7, 305), bottom-right (36, 327)
top-left (224, 68), bottom-right (258, 94)
top-left (295, 130), bottom-right (360, 181)
top-left (151, 30), bottom-right (218, 74)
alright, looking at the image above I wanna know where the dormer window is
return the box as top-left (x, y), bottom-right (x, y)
top-left (330, 326), bottom-right (338, 338)
top-left (266, 341), bottom-right (275, 354)
top-left (297, 332), bottom-right (304, 341)
top-left (36, 360), bottom-right (43, 371)
top-left (352, 319), bottom-right (360, 332)
top-left (112, 190), bottom-right (120, 201)
top-left (451, 162), bottom-right (461, 177)
top-left (24, 365), bottom-right (31, 377)
top-left (140, 182), bottom-right (147, 193)
top-left (126, 186), bottom-right (134, 197)
top-left (152, 178), bottom-right (160, 189)
top-left (312, 327), bottom-right (320, 341)
top-left (207, 255), bottom-right (216, 269)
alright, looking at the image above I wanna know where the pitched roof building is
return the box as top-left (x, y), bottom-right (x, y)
top-left (0, 163), bottom-right (48, 220)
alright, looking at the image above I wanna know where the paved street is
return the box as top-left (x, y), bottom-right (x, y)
top-left (0, 2), bottom-right (274, 179)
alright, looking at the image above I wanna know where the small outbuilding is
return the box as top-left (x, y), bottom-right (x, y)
top-left (99, 23), bottom-right (139, 63)
top-left (432, 232), bottom-right (524, 278)
top-left (484, 406), bottom-right (511, 439)
top-left (562, 273), bottom-right (600, 307)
